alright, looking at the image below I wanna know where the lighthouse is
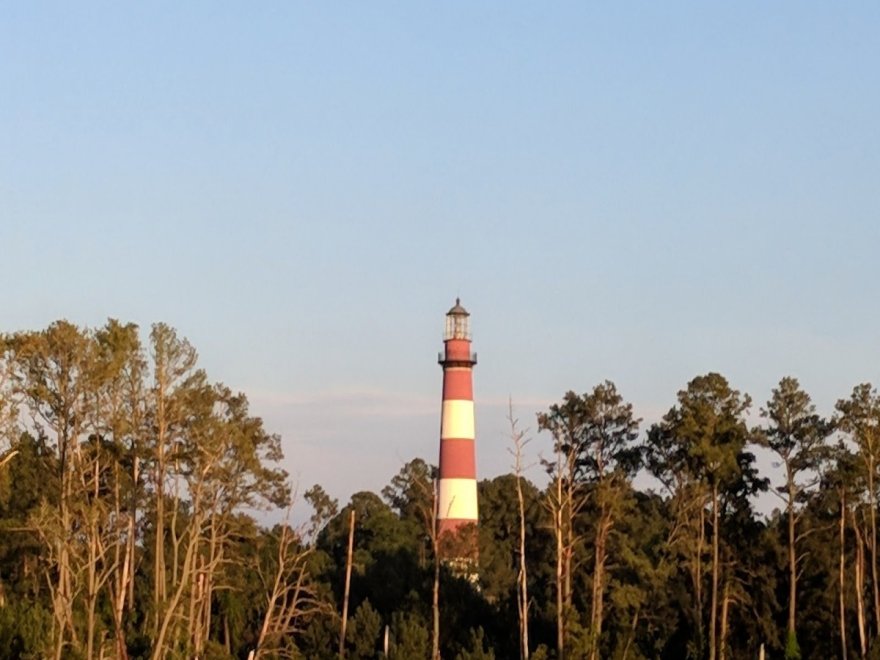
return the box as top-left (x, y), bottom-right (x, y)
top-left (437, 299), bottom-right (479, 561)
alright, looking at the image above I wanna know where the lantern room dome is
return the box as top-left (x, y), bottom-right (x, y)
top-left (447, 298), bottom-right (469, 317)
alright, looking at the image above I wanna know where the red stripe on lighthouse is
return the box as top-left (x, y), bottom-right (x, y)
top-left (439, 439), bottom-right (476, 478)
top-left (442, 369), bottom-right (473, 400)
top-left (444, 338), bottom-right (473, 362)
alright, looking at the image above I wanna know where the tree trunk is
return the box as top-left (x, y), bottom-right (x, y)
top-left (85, 460), bottom-right (99, 660)
top-left (128, 454), bottom-right (139, 610)
top-left (564, 484), bottom-right (574, 623)
top-left (55, 424), bottom-right (76, 660)
top-left (86, 551), bottom-right (97, 660)
top-left (153, 373), bottom-right (167, 635)
top-left (151, 506), bottom-right (203, 660)
top-left (840, 491), bottom-right (848, 660)
top-left (555, 471), bottom-right (565, 660)
top-left (196, 515), bottom-right (221, 656)
top-left (113, 461), bottom-right (131, 660)
top-left (253, 523), bottom-right (318, 658)
top-left (515, 473), bottom-right (529, 660)
top-left (224, 615), bottom-right (231, 655)
top-left (188, 556), bottom-right (203, 656)
top-left (695, 494), bottom-right (705, 656)
top-left (869, 456), bottom-right (880, 634)
top-left (709, 483), bottom-right (719, 660)
top-left (338, 510), bottom-right (355, 659)
top-left (719, 576), bottom-right (730, 660)
top-left (787, 464), bottom-right (797, 643)
top-left (432, 551), bottom-right (440, 660)
top-left (853, 510), bottom-right (867, 658)
top-left (431, 479), bottom-right (441, 660)
top-left (589, 510), bottom-right (610, 660)
top-left (620, 608), bottom-right (639, 660)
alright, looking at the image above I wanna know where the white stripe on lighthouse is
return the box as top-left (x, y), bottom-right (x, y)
top-left (437, 478), bottom-right (479, 520)
top-left (440, 400), bottom-right (475, 439)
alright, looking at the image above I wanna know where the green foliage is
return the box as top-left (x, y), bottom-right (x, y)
top-left (454, 627), bottom-right (495, 660)
top-left (531, 645), bottom-right (551, 660)
top-left (306, 484), bottom-right (339, 539)
top-left (382, 458), bottom-right (435, 521)
top-left (784, 630), bottom-right (801, 660)
top-left (477, 474), bottom-right (543, 605)
top-left (202, 639), bottom-right (235, 660)
top-left (538, 382), bottom-right (642, 483)
top-left (0, 598), bottom-right (53, 658)
top-left (297, 611), bottom-right (339, 660)
top-left (761, 377), bottom-right (831, 473)
top-left (647, 372), bottom-right (755, 490)
top-left (347, 599), bottom-right (382, 659)
top-left (387, 611), bottom-right (430, 660)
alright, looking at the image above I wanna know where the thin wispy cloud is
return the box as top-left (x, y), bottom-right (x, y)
top-left (242, 382), bottom-right (676, 504)
top-left (248, 387), bottom-right (437, 418)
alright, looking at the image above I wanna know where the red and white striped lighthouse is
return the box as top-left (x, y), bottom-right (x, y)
top-left (437, 299), bottom-right (478, 556)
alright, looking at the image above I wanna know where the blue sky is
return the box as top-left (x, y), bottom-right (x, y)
top-left (2, 3), bottom-right (879, 508)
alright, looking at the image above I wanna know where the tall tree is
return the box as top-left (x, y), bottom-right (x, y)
top-left (147, 322), bottom-right (200, 640)
top-left (760, 376), bottom-right (831, 659)
top-left (645, 373), bottom-right (753, 660)
top-left (10, 321), bottom-right (95, 659)
top-left (837, 383), bottom-right (880, 646)
top-left (91, 319), bottom-right (146, 659)
top-left (538, 394), bottom-right (589, 659)
top-left (382, 457), bottom-right (441, 658)
top-left (152, 383), bottom-right (289, 658)
top-left (507, 401), bottom-right (532, 660)
top-left (814, 444), bottom-right (860, 660)
top-left (577, 382), bottom-right (641, 660)
top-left (538, 382), bottom-right (641, 659)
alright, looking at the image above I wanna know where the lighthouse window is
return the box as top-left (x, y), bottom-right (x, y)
top-left (454, 316), bottom-right (468, 339)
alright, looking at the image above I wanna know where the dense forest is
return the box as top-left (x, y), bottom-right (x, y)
top-left (1, 320), bottom-right (879, 659)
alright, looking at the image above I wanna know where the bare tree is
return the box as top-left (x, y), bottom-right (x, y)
top-left (539, 428), bottom-right (586, 660)
top-left (840, 486), bottom-right (848, 660)
top-left (338, 509), bottom-right (356, 658)
top-left (151, 383), bottom-right (289, 659)
top-left (427, 480), bottom-right (441, 660)
top-left (253, 507), bottom-right (328, 659)
top-left (507, 399), bottom-right (532, 660)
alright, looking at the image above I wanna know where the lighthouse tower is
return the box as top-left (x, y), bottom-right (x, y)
top-left (437, 299), bottom-right (478, 560)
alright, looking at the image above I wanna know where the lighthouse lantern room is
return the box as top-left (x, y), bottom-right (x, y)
top-left (445, 299), bottom-right (471, 340)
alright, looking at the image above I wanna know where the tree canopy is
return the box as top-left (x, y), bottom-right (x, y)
top-left (0, 319), bottom-right (876, 659)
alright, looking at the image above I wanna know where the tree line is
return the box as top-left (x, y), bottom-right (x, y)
top-left (0, 319), bottom-right (878, 659)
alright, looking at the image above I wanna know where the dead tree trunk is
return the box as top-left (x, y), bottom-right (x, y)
top-left (338, 510), bottom-right (356, 658)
